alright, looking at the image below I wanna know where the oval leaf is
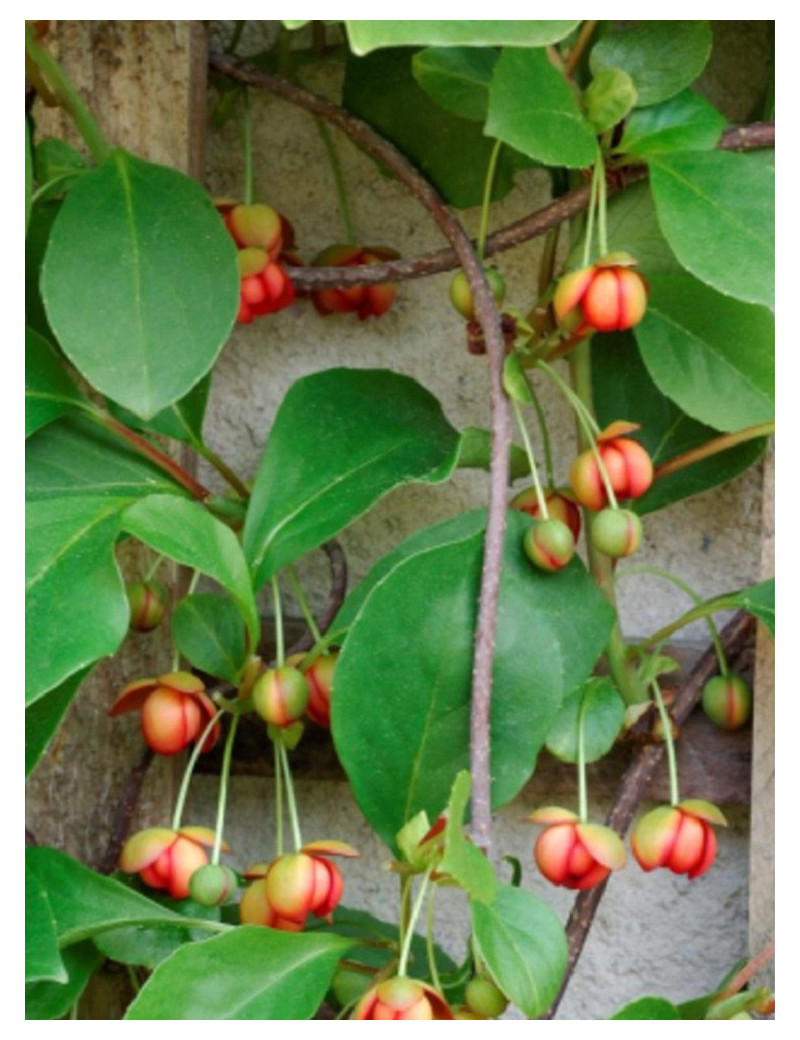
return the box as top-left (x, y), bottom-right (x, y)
top-left (545, 677), bottom-right (625, 764)
top-left (41, 150), bottom-right (238, 418)
top-left (109, 374), bottom-right (211, 446)
top-left (25, 943), bottom-right (103, 1021)
top-left (471, 884), bottom-right (567, 1018)
top-left (125, 927), bottom-right (352, 1020)
top-left (26, 866), bottom-right (66, 984)
top-left (649, 150), bottom-right (774, 306)
top-left (25, 326), bottom-right (87, 438)
top-left (611, 996), bottom-right (682, 1019)
top-left (345, 21), bottom-right (580, 54)
top-left (590, 22), bottom-right (712, 106)
top-left (332, 511), bottom-right (613, 849)
top-left (171, 594), bottom-right (248, 684)
top-left (243, 368), bottom-right (459, 590)
top-left (617, 90), bottom-right (726, 158)
top-left (122, 495), bottom-right (259, 645)
top-left (635, 274), bottom-right (774, 432)
top-left (486, 48), bottom-right (597, 168)
top-left (412, 46), bottom-right (498, 122)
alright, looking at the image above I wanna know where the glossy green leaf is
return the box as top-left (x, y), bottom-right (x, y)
top-left (243, 368), bottom-right (459, 590)
top-left (26, 416), bottom-right (186, 501)
top-left (584, 68), bottom-right (637, 133)
top-left (590, 22), bottom-right (712, 106)
top-left (25, 326), bottom-right (87, 437)
top-left (40, 150), bottom-right (238, 418)
top-left (471, 884), bottom-right (567, 1018)
top-left (545, 677), bottom-right (625, 764)
top-left (26, 667), bottom-right (92, 777)
top-left (592, 333), bottom-right (767, 514)
top-left (438, 772), bottom-right (497, 901)
top-left (594, 182), bottom-right (682, 276)
top-left (344, 49), bottom-right (530, 208)
top-left (26, 494), bottom-right (128, 704)
top-left (412, 47), bottom-right (498, 121)
top-left (634, 274), bottom-right (774, 432)
top-left (345, 21), bottom-right (580, 54)
top-left (125, 927), bottom-right (352, 1019)
top-left (612, 996), bottom-right (682, 1019)
top-left (649, 150), bottom-right (774, 306)
top-left (26, 866), bottom-right (66, 983)
top-left (486, 48), bottom-right (597, 168)
top-left (25, 942), bottom-right (103, 1021)
top-left (617, 90), bottom-right (726, 158)
top-left (171, 594), bottom-right (248, 684)
top-left (332, 511), bottom-right (613, 849)
top-left (122, 495), bottom-right (259, 646)
top-left (26, 847), bottom-right (194, 946)
top-left (26, 199), bottom-right (60, 342)
top-left (109, 374), bottom-right (211, 446)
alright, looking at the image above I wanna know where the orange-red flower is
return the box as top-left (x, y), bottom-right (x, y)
top-left (311, 244), bottom-right (398, 320)
top-left (553, 253), bottom-right (648, 336)
top-left (239, 840), bottom-right (358, 931)
top-left (528, 806), bottom-right (626, 891)
top-left (119, 826), bottom-right (225, 901)
top-left (109, 671), bottom-right (219, 756)
top-left (631, 800), bottom-right (726, 880)
top-left (216, 200), bottom-right (296, 322)
top-left (353, 977), bottom-right (453, 1020)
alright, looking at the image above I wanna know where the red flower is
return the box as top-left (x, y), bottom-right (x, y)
top-left (239, 840), bottom-right (358, 931)
top-left (631, 800), bottom-right (727, 880)
top-left (528, 806), bottom-right (626, 891)
top-left (216, 200), bottom-right (296, 322)
top-left (311, 244), bottom-right (398, 320)
top-left (353, 977), bottom-right (453, 1020)
top-left (109, 671), bottom-right (219, 756)
top-left (119, 826), bottom-right (225, 900)
top-left (569, 421), bottom-right (653, 511)
top-left (553, 253), bottom-right (648, 336)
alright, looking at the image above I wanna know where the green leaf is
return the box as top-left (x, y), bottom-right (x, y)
top-left (590, 182), bottom-right (682, 277)
top-left (26, 414), bottom-right (189, 500)
top-left (125, 927), bottom-right (352, 1019)
top-left (25, 494), bottom-right (128, 704)
top-left (617, 90), bottom-right (726, 158)
top-left (634, 274), bottom-right (774, 432)
top-left (243, 368), bottom-right (459, 590)
top-left (25, 116), bottom-right (33, 234)
top-left (109, 374), bottom-right (211, 446)
top-left (26, 199), bottom-right (60, 342)
top-left (40, 150), bottom-right (238, 418)
top-left (412, 47), bottom-right (498, 121)
top-left (611, 996), bottom-right (682, 1019)
top-left (471, 884), bottom-right (567, 1018)
top-left (649, 150), bottom-right (774, 306)
top-left (345, 21), bottom-right (580, 54)
top-left (674, 579), bottom-right (775, 637)
top-left (122, 495), bottom-right (259, 646)
top-left (545, 677), bottom-right (625, 764)
top-left (25, 942), bottom-right (103, 1020)
top-left (25, 326), bottom-right (87, 438)
top-left (26, 667), bottom-right (92, 777)
top-left (438, 772), bottom-right (497, 901)
top-left (33, 136), bottom-right (88, 200)
top-left (26, 847), bottom-right (194, 947)
top-left (590, 22), bottom-right (712, 106)
top-left (343, 49), bottom-right (530, 208)
top-left (584, 68), bottom-right (637, 133)
top-left (486, 48), bottom-right (597, 168)
top-left (332, 511), bottom-right (613, 850)
top-left (171, 594), bottom-right (248, 684)
top-left (26, 866), bottom-right (66, 983)
top-left (456, 427), bottom-right (529, 481)
top-left (592, 332), bottom-right (767, 514)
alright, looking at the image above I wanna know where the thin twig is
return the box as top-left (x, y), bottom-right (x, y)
top-left (97, 747), bottom-right (155, 875)
top-left (285, 539), bottom-right (349, 657)
top-left (210, 53), bottom-right (510, 850)
top-left (544, 610), bottom-right (755, 1018)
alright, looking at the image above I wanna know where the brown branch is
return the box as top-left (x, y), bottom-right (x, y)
top-left (210, 53), bottom-right (510, 850)
top-left (544, 609), bottom-right (755, 1019)
top-left (97, 747), bottom-right (154, 875)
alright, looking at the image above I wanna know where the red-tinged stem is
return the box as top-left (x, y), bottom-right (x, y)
top-left (654, 422), bottom-right (774, 480)
top-left (89, 411), bottom-right (211, 501)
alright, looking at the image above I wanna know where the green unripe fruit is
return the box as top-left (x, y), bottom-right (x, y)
top-left (126, 581), bottom-right (167, 632)
top-left (465, 976), bottom-right (509, 1019)
top-left (252, 666), bottom-right (310, 727)
top-left (449, 267), bottom-right (506, 320)
top-left (701, 674), bottom-right (753, 730)
top-left (590, 508), bottom-right (642, 558)
top-left (188, 863), bottom-right (238, 906)
top-left (523, 518), bottom-right (576, 572)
